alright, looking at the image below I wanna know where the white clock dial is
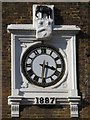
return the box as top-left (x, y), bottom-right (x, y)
top-left (32, 54), bottom-right (56, 78)
top-left (21, 43), bottom-right (65, 87)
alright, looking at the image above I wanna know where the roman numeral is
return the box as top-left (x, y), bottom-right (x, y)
top-left (34, 50), bottom-right (39, 55)
top-left (50, 50), bottom-right (53, 56)
top-left (41, 48), bottom-right (46, 54)
top-left (34, 75), bottom-right (39, 82)
top-left (50, 76), bottom-right (54, 81)
top-left (27, 69), bottom-right (34, 77)
top-left (42, 78), bottom-right (46, 84)
top-left (28, 56), bottom-right (33, 60)
top-left (55, 56), bottom-right (59, 61)
top-left (57, 64), bottom-right (62, 68)
top-left (54, 70), bottom-right (60, 76)
top-left (26, 63), bottom-right (31, 67)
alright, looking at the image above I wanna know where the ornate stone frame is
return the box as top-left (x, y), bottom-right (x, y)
top-left (7, 4), bottom-right (81, 118)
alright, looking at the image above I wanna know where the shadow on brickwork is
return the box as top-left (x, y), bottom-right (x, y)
top-left (20, 104), bottom-right (63, 111)
top-left (77, 31), bottom-right (90, 40)
top-left (76, 30), bottom-right (90, 111)
top-left (54, 7), bottom-right (64, 25)
top-left (19, 104), bottom-right (63, 111)
top-left (19, 104), bottom-right (65, 118)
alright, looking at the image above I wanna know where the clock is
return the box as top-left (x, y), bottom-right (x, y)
top-left (21, 43), bottom-right (65, 87)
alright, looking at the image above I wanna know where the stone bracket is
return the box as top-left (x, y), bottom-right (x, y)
top-left (11, 103), bottom-right (20, 117)
top-left (8, 96), bottom-right (22, 117)
top-left (70, 104), bottom-right (79, 117)
top-left (68, 96), bottom-right (80, 117)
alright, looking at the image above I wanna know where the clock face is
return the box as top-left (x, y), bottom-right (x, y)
top-left (21, 43), bottom-right (65, 87)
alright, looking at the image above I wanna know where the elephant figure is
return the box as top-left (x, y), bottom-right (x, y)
top-left (35, 5), bottom-right (52, 19)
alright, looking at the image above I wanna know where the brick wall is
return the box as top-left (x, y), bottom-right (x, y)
top-left (0, 2), bottom-right (2, 120)
top-left (2, 2), bottom-right (90, 119)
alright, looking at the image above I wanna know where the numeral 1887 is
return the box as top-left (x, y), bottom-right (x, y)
top-left (35, 97), bottom-right (56, 104)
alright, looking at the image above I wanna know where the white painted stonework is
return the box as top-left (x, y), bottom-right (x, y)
top-left (36, 19), bottom-right (53, 39)
top-left (7, 5), bottom-right (81, 118)
top-left (33, 5), bottom-right (54, 39)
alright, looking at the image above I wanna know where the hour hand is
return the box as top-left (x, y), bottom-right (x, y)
top-left (45, 65), bottom-right (56, 70)
top-left (40, 64), bottom-right (56, 70)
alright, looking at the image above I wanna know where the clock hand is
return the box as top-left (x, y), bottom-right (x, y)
top-left (46, 65), bottom-right (56, 70)
top-left (40, 64), bottom-right (56, 70)
top-left (42, 60), bottom-right (45, 81)
top-left (45, 62), bottom-right (48, 78)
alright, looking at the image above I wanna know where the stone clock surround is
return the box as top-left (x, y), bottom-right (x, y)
top-left (7, 4), bottom-right (81, 118)
top-left (7, 24), bottom-right (80, 118)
